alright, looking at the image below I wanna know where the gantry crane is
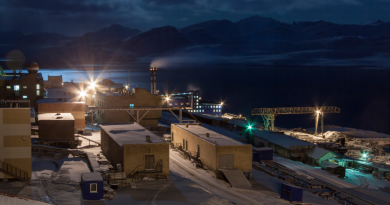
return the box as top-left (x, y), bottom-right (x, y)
top-left (251, 106), bottom-right (341, 135)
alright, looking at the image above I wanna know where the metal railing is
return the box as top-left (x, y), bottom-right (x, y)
top-left (0, 160), bottom-right (30, 181)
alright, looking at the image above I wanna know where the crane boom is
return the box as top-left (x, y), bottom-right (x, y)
top-left (251, 106), bottom-right (341, 134)
top-left (251, 106), bottom-right (340, 115)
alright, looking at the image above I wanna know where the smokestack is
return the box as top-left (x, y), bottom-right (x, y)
top-left (154, 67), bottom-right (157, 94)
top-left (150, 67), bottom-right (154, 94)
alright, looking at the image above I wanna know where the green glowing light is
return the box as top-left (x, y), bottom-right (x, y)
top-left (248, 125), bottom-right (252, 130)
top-left (363, 154), bottom-right (367, 158)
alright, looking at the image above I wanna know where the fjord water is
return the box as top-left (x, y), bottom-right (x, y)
top-left (40, 63), bottom-right (390, 135)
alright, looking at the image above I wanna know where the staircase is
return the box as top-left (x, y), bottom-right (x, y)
top-left (0, 160), bottom-right (30, 182)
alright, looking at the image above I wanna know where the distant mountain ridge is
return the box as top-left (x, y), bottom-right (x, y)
top-left (2, 16), bottom-right (390, 66)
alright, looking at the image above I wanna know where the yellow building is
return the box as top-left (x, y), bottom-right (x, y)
top-left (0, 108), bottom-right (31, 180)
top-left (100, 123), bottom-right (169, 179)
top-left (37, 99), bottom-right (85, 134)
top-left (171, 124), bottom-right (252, 179)
top-left (95, 88), bottom-right (161, 127)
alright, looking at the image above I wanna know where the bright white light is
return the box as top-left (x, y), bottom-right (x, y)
top-left (316, 110), bottom-right (321, 114)
top-left (363, 154), bottom-right (367, 158)
top-left (79, 91), bottom-right (86, 97)
top-left (125, 85), bottom-right (129, 89)
top-left (89, 81), bottom-right (96, 90)
top-left (221, 102), bottom-right (224, 105)
top-left (166, 97), bottom-right (170, 101)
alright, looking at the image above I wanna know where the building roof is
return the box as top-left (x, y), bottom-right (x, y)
top-left (306, 146), bottom-right (337, 160)
top-left (38, 113), bottom-right (74, 121)
top-left (37, 98), bottom-right (85, 104)
top-left (81, 172), bottom-right (103, 182)
top-left (100, 123), bottom-right (165, 146)
top-left (173, 124), bottom-right (245, 146)
top-left (253, 147), bottom-right (273, 151)
top-left (251, 130), bottom-right (315, 149)
top-left (98, 91), bottom-right (123, 96)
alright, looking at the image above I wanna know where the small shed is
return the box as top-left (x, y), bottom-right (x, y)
top-left (281, 183), bottom-right (303, 202)
top-left (81, 172), bottom-right (103, 200)
top-left (326, 164), bottom-right (346, 178)
top-left (253, 147), bottom-right (273, 162)
top-left (306, 146), bottom-right (339, 166)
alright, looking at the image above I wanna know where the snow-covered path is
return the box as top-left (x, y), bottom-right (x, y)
top-left (169, 149), bottom-right (288, 205)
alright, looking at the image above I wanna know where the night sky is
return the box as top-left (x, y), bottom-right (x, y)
top-left (2, 0), bottom-right (390, 36)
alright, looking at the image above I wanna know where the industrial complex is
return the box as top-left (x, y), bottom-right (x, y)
top-left (0, 63), bottom-right (390, 205)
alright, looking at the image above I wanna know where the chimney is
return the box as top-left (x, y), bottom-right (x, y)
top-left (206, 133), bottom-right (209, 137)
top-left (154, 67), bottom-right (157, 94)
top-left (146, 135), bottom-right (151, 142)
top-left (150, 67), bottom-right (154, 94)
top-left (186, 124), bottom-right (189, 128)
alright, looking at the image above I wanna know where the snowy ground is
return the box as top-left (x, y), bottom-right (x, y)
top-left (307, 125), bottom-right (390, 139)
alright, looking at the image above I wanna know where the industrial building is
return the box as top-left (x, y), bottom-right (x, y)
top-left (161, 90), bottom-right (223, 116)
top-left (37, 113), bottom-right (78, 147)
top-left (100, 123), bottom-right (169, 179)
top-left (95, 88), bottom-right (162, 127)
top-left (251, 130), bottom-right (315, 161)
top-left (171, 124), bottom-right (252, 178)
top-left (0, 108), bottom-right (31, 180)
top-left (0, 62), bottom-right (44, 108)
top-left (37, 99), bottom-right (85, 134)
top-left (44, 75), bottom-right (63, 88)
top-left (306, 146), bottom-right (339, 166)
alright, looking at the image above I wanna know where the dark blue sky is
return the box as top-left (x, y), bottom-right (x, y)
top-left (1, 0), bottom-right (390, 36)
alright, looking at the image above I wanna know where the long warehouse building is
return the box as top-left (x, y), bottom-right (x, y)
top-left (171, 124), bottom-right (252, 178)
top-left (250, 130), bottom-right (316, 161)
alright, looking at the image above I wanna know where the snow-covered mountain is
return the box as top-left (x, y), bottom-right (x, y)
top-left (124, 26), bottom-right (193, 54)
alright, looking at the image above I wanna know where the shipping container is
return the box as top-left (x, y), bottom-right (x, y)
top-left (281, 183), bottom-right (303, 202)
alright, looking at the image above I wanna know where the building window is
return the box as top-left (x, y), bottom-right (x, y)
top-left (172, 132), bottom-right (174, 142)
top-left (203, 110), bottom-right (204, 112)
top-left (145, 155), bottom-right (155, 170)
top-left (23, 86), bottom-right (27, 89)
top-left (213, 109), bottom-right (215, 112)
top-left (90, 183), bottom-right (97, 193)
top-left (36, 91), bottom-right (40, 96)
top-left (92, 94), bottom-right (95, 98)
top-left (23, 96), bottom-right (27, 99)
top-left (6, 86), bottom-right (11, 89)
top-left (36, 84), bottom-right (40, 89)
top-left (130, 104), bottom-right (134, 108)
top-left (14, 85), bottom-right (20, 91)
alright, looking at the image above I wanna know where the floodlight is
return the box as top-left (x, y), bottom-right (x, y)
top-left (316, 110), bottom-right (320, 114)
top-left (166, 97), bottom-right (170, 101)
top-left (248, 125), bottom-right (252, 130)
top-left (79, 90), bottom-right (86, 97)
top-left (363, 154), bottom-right (367, 158)
top-left (221, 102), bottom-right (224, 105)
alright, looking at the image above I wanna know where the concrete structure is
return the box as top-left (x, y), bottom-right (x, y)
top-left (0, 62), bottom-right (44, 108)
top-left (0, 108), bottom-right (32, 180)
top-left (81, 172), bottom-right (104, 200)
top-left (171, 124), bottom-right (252, 178)
top-left (100, 123), bottom-right (169, 179)
top-left (95, 88), bottom-right (162, 127)
top-left (44, 75), bottom-right (63, 88)
top-left (38, 113), bottom-right (75, 142)
top-left (37, 99), bottom-right (85, 134)
top-left (306, 146), bottom-right (339, 166)
top-left (251, 131), bottom-right (315, 161)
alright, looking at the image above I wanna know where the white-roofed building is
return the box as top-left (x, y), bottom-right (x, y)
top-left (171, 124), bottom-right (252, 179)
top-left (100, 123), bottom-right (169, 179)
top-left (250, 130), bottom-right (316, 161)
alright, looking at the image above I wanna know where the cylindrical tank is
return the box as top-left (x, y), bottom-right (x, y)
top-left (27, 62), bottom-right (39, 73)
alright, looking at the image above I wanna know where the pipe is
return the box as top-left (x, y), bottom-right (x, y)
top-left (154, 67), bottom-right (157, 94)
top-left (150, 67), bottom-right (154, 94)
